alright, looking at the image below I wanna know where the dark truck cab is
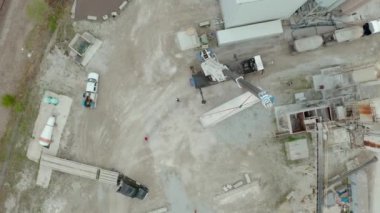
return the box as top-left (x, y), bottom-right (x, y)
top-left (116, 175), bottom-right (149, 200)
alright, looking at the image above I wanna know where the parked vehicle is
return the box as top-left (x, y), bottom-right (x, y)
top-left (116, 175), bottom-right (149, 200)
top-left (82, 72), bottom-right (99, 108)
top-left (199, 48), bottom-right (216, 62)
top-left (240, 55), bottom-right (264, 74)
top-left (364, 19), bottom-right (380, 35)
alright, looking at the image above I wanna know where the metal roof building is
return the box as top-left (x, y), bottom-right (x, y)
top-left (219, 0), bottom-right (307, 28)
top-left (216, 20), bottom-right (283, 46)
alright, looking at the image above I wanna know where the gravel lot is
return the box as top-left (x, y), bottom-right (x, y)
top-left (4, 0), bottom-right (380, 212)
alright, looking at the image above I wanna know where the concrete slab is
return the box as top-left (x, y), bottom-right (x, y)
top-left (200, 92), bottom-right (260, 127)
top-left (36, 165), bottom-right (53, 188)
top-left (285, 138), bottom-right (309, 161)
top-left (176, 28), bottom-right (200, 51)
top-left (349, 171), bottom-right (369, 213)
top-left (26, 91), bottom-right (72, 162)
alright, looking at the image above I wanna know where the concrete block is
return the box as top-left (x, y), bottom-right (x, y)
top-left (199, 21), bottom-right (210, 27)
top-left (148, 207), bottom-right (168, 213)
top-left (87, 16), bottom-right (97, 21)
top-left (233, 180), bottom-right (244, 188)
top-left (36, 165), bottom-right (52, 188)
top-left (111, 12), bottom-right (118, 18)
top-left (244, 174), bottom-right (251, 184)
top-left (119, 1), bottom-right (128, 10)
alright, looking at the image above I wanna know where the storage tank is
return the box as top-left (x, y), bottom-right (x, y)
top-left (333, 26), bottom-right (363, 42)
top-left (294, 35), bottom-right (324, 52)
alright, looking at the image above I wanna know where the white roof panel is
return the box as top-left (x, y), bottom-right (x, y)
top-left (220, 0), bottom-right (307, 28)
top-left (200, 92), bottom-right (260, 127)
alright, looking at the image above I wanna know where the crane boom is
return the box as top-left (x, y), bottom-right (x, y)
top-left (222, 65), bottom-right (274, 109)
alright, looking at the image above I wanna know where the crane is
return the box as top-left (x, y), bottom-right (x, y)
top-left (199, 50), bottom-right (274, 109)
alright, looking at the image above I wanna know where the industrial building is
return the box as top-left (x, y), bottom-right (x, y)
top-left (216, 0), bottom-right (307, 45)
top-left (219, 0), bottom-right (307, 28)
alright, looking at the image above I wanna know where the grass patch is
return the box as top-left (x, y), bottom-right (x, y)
top-left (26, 0), bottom-right (50, 24)
top-left (1, 94), bottom-right (16, 108)
top-left (1, 94), bottom-right (26, 113)
top-left (48, 14), bottom-right (58, 32)
top-left (25, 0), bottom-right (68, 51)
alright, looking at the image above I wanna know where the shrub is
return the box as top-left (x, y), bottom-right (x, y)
top-left (48, 14), bottom-right (58, 32)
top-left (1, 94), bottom-right (16, 108)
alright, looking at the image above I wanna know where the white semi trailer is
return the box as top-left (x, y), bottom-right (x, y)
top-left (39, 154), bottom-right (149, 200)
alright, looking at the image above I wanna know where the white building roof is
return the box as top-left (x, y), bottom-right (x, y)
top-left (216, 20), bottom-right (283, 46)
top-left (219, 0), bottom-right (307, 28)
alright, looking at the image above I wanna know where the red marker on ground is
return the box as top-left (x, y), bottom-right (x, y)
top-left (144, 136), bottom-right (149, 142)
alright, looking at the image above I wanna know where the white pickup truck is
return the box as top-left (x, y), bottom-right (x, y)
top-left (82, 72), bottom-right (99, 109)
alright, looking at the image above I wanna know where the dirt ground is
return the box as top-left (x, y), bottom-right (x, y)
top-left (3, 0), bottom-right (380, 212)
top-left (0, 0), bottom-right (34, 137)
